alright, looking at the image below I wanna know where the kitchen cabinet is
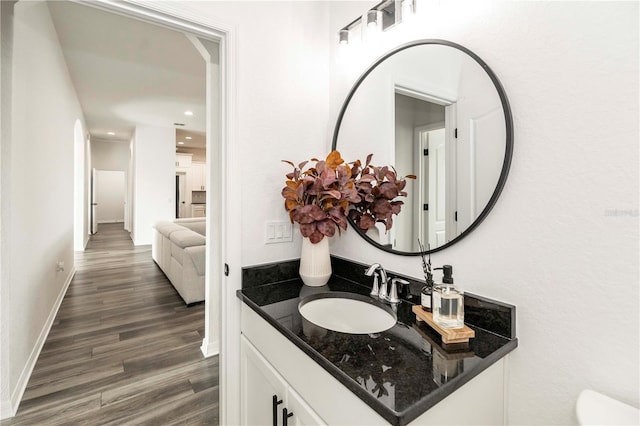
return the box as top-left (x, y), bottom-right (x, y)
top-left (190, 162), bottom-right (206, 191)
top-left (241, 335), bottom-right (325, 426)
top-left (176, 153), bottom-right (192, 169)
top-left (191, 204), bottom-right (206, 218)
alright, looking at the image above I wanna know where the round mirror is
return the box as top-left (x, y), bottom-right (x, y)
top-left (332, 39), bottom-right (513, 255)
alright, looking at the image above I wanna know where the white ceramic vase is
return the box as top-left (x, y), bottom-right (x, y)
top-left (299, 237), bottom-right (332, 287)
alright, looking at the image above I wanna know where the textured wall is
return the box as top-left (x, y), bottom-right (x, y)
top-left (329, 1), bottom-right (639, 424)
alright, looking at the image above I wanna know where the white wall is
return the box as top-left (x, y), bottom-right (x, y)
top-left (159, 2), bottom-right (331, 267)
top-left (1, 0), bottom-right (86, 417)
top-left (329, 1), bottom-right (639, 425)
top-left (0, 0), bottom-right (15, 417)
top-left (131, 125), bottom-right (175, 245)
top-left (91, 138), bottom-right (130, 171)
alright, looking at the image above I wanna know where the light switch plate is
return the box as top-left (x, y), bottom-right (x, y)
top-left (265, 221), bottom-right (293, 244)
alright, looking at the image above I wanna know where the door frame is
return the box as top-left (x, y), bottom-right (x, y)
top-left (75, 1), bottom-right (240, 424)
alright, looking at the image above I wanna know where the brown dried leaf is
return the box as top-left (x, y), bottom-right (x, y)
top-left (317, 219), bottom-right (336, 237)
top-left (326, 150), bottom-right (344, 169)
top-left (309, 229), bottom-right (324, 244)
top-left (359, 214), bottom-right (375, 230)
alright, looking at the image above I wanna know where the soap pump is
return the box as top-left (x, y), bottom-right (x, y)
top-left (432, 265), bottom-right (465, 329)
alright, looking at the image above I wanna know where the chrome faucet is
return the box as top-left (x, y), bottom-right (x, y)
top-left (364, 263), bottom-right (389, 301)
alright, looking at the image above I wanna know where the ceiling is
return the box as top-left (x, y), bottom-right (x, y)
top-left (47, 1), bottom-right (207, 148)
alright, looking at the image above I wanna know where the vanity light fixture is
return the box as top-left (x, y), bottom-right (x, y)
top-left (337, 0), bottom-right (417, 46)
top-left (338, 15), bottom-right (360, 46)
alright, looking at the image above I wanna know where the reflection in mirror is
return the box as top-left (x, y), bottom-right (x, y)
top-left (333, 40), bottom-right (512, 255)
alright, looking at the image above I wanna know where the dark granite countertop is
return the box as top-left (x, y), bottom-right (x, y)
top-left (238, 258), bottom-right (518, 426)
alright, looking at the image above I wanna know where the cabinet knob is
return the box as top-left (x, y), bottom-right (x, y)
top-left (272, 395), bottom-right (283, 426)
top-left (282, 408), bottom-right (293, 426)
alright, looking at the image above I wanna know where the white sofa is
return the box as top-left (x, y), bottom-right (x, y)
top-left (152, 218), bottom-right (205, 304)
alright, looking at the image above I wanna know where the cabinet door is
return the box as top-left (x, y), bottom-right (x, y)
top-left (176, 153), bottom-right (192, 168)
top-left (286, 387), bottom-right (327, 426)
top-left (241, 336), bottom-right (288, 426)
top-left (191, 162), bottom-right (206, 190)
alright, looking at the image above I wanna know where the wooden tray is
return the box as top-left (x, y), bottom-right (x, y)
top-left (412, 305), bottom-right (475, 344)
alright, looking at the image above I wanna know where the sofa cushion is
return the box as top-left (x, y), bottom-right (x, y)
top-left (154, 222), bottom-right (186, 238)
top-left (170, 229), bottom-right (206, 249)
top-left (185, 245), bottom-right (206, 276)
top-left (179, 221), bottom-right (205, 236)
top-left (174, 218), bottom-right (206, 236)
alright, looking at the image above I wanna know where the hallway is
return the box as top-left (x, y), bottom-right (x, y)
top-left (1, 223), bottom-right (218, 425)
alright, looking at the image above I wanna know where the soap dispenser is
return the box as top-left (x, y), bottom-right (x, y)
top-left (432, 265), bottom-right (464, 329)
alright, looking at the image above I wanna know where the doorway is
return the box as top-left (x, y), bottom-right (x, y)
top-left (176, 173), bottom-right (187, 218)
top-left (61, 2), bottom-right (234, 423)
top-left (416, 125), bottom-right (447, 248)
top-left (93, 170), bottom-right (126, 232)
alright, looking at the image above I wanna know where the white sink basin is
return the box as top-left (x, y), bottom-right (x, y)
top-left (298, 292), bottom-right (397, 334)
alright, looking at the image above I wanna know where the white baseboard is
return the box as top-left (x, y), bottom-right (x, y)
top-left (1, 267), bottom-right (76, 420)
top-left (0, 398), bottom-right (14, 420)
top-left (201, 338), bottom-right (220, 358)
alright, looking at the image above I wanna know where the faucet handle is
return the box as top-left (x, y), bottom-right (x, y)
top-left (370, 272), bottom-right (380, 296)
top-left (388, 278), bottom-right (410, 304)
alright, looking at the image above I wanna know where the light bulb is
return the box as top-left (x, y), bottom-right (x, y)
top-left (339, 29), bottom-right (349, 45)
top-left (366, 10), bottom-right (378, 29)
top-left (401, 0), bottom-right (414, 22)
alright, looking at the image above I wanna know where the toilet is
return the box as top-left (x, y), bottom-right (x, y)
top-left (576, 389), bottom-right (640, 425)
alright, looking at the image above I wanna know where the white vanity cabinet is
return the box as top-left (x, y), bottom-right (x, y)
top-left (241, 303), bottom-right (507, 426)
top-left (241, 336), bottom-right (326, 426)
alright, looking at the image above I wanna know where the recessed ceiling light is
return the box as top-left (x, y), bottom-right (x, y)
top-left (184, 110), bottom-right (193, 116)
top-left (177, 141), bottom-right (185, 145)
top-left (107, 131), bottom-right (115, 136)
top-left (185, 136), bottom-right (192, 140)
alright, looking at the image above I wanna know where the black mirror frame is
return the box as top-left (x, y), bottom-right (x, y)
top-left (331, 39), bottom-right (514, 256)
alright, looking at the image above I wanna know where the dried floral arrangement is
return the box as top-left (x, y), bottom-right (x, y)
top-left (281, 151), bottom-right (414, 243)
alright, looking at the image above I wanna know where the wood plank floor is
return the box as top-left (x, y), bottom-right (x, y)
top-left (1, 223), bottom-right (219, 425)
